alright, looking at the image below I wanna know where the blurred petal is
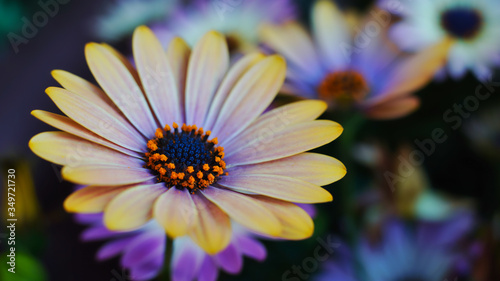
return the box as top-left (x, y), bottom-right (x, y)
top-left (364, 96), bottom-right (420, 120)
top-left (312, 0), bottom-right (351, 70)
top-left (234, 234), bottom-right (267, 261)
top-left (198, 255), bottom-right (219, 281)
top-left (372, 38), bottom-right (453, 105)
top-left (260, 22), bottom-right (320, 79)
top-left (214, 243), bottom-right (242, 274)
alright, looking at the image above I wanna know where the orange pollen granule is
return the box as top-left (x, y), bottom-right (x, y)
top-left (317, 70), bottom-right (369, 105)
top-left (144, 123), bottom-right (227, 193)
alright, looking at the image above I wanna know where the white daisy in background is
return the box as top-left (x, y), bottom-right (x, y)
top-left (151, 0), bottom-right (296, 52)
top-left (381, 0), bottom-right (500, 80)
top-left (93, 0), bottom-right (179, 42)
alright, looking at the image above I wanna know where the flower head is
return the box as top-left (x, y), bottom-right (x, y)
top-left (76, 213), bottom-right (266, 281)
top-left (76, 213), bottom-right (165, 281)
top-left (260, 0), bottom-right (452, 119)
top-left (29, 26), bottom-right (345, 254)
top-left (315, 213), bottom-right (474, 281)
top-left (381, 0), bottom-right (500, 80)
top-left (151, 0), bottom-right (296, 53)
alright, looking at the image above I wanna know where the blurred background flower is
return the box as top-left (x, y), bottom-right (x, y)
top-left (260, 0), bottom-right (451, 120)
top-left (381, 0), bottom-right (500, 81)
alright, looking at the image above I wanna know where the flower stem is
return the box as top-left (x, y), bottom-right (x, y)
top-left (158, 236), bottom-right (173, 281)
top-left (338, 113), bottom-right (366, 244)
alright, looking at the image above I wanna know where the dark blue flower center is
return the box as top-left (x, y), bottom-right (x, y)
top-left (440, 7), bottom-right (483, 39)
top-left (157, 130), bottom-right (212, 167)
top-left (145, 123), bottom-right (226, 192)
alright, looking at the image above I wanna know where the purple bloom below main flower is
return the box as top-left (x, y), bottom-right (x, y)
top-left (313, 211), bottom-right (475, 281)
top-left (75, 213), bottom-right (267, 281)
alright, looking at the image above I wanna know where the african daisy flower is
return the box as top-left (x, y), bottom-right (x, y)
top-left (151, 0), bottom-right (296, 53)
top-left (260, 0), bottom-right (452, 119)
top-left (314, 213), bottom-right (474, 281)
top-left (381, 0), bottom-right (500, 81)
top-left (29, 26), bottom-right (345, 254)
top-left (76, 214), bottom-right (266, 281)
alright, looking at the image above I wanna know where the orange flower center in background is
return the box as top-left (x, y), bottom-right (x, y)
top-left (145, 123), bottom-right (226, 192)
top-left (317, 70), bottom-right (369, 107)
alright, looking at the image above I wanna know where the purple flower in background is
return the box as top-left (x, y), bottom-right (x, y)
top-left (75, 214), bottom-right (166, 281)
top-left (151, 0), bottom-right (296, 52)
top-left (76, 214), bottom-right (267, 281)
top-left (314, 211), bottom-right (475, 281)
top-left (260, 0), bottom-right (452, 119)
top-left (171, 225), bottom-right (267, 281)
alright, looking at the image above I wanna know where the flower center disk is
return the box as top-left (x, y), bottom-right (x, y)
top-left (145, 123), bottom-right (226, 192)
top-left (440, 7), bottom-right (483, 39)
top-left (317, 70), bottom-right (369, 106)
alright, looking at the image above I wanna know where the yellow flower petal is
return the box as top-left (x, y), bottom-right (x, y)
top-left (31, 110), bottom-right (141, 156)
top-left (153, 188), bottom-right (198, 238)
top-left (61, 165), bottom-right (155, 186)
top-left (133, 26), bottom-right (183, 125)
top-left (185, 31), bottom-right (229, 126)
top-left (103, 184), bottom-right (165, 231)
top-left (203, 53), bottom-right (266, 130)
top-left (210, 55), bottom-right (286, 143)
top-left (219, 174), bottom-right (333, 203)
top-left (85, 42), bottom-right (158, 137)
top-left (201, 187), bottom-right (281, 237)
top-left (64, 185), bottom-right (131, 213)
top-left (29, 131), bottom-right (142, 167)
top-left (252, 196), bottom-right (314, 240)
top-left (188, 194), bottom-right (231, 254)
top-left (223, 99), bottom-right (327, 150)
top-left (166, 37), bottom-right (191, 119)
top-left (45, 86), bottom-right (145, 151)
top-left (226, 120), bottom-right (343, 165)
top-left (227, 152), bottom-right (346, 186)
